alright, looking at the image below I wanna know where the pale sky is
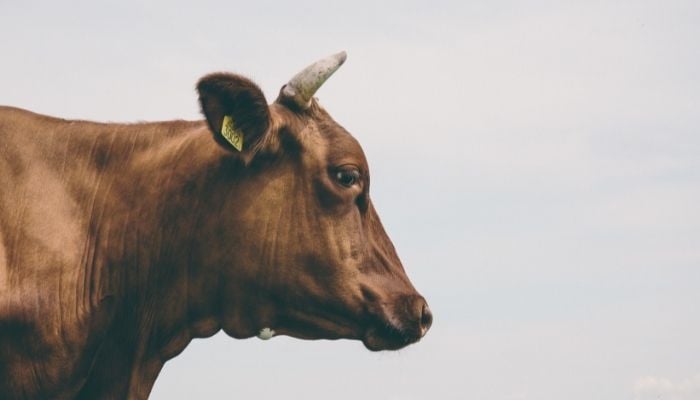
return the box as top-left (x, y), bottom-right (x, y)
top-left (2, 1), bottom-right (699, 399)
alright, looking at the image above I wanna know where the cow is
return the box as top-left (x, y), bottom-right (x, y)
top-left (0, 52), bottom-right (432, 399)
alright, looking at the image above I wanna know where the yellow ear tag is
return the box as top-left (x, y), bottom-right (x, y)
top-left (221, 115), bottom-right (243, 152)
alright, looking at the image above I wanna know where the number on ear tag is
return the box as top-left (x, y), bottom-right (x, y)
top-left (221, 115), bottom-right (243, 151)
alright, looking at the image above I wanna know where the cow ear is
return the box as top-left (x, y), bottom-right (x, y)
top-left (197, 73), bottom-right (271, 156)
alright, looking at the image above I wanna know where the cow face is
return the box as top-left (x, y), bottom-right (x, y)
top-left (196, 53), bottom-right (431, 351)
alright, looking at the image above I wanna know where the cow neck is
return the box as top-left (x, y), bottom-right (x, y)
top-left (80, 123), bottom-right (250, 398)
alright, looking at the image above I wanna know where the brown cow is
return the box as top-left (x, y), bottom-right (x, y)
top-left (0, 52), bottom-right (432, 399)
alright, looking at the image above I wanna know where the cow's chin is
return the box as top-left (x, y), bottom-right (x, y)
top-left (275, 322), bottom-right (419, 352)
top-left (361, 322), bottom-right (422, 351)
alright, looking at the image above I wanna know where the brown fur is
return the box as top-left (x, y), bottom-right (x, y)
top-left (0, 72), bottom-right (431, 399)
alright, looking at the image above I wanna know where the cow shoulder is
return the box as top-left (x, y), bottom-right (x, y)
top-left (0, 107), bottom-right (118, 398)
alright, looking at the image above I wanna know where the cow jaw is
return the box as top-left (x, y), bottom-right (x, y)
top-left (260, 295), bottom-right (432, 351)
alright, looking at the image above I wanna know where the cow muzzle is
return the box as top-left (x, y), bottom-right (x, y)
top-left (362, 294), bottom-right (433, 351)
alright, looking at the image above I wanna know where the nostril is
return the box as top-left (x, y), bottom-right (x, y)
top-left (419, 302), bottom-right (433, 336)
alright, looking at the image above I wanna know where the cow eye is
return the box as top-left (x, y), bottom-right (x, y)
top-left (335, 167), bottom-right (361, 188)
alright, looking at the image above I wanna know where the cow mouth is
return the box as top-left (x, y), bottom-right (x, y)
top-left (360, 295), bottom-right (432, 351)
top-left (362, 320), bottom-right (422, 351)
top-left (275, 316), bottom-right (421, 351)
top-left (268, 297), bottom-right (431, 351)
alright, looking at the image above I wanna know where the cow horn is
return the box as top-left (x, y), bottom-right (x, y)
top-left (280, 51), bottom-right (347, 109)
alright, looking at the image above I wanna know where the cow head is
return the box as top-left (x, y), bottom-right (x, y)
top-left (195, 52), bottom-right (431, 351)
